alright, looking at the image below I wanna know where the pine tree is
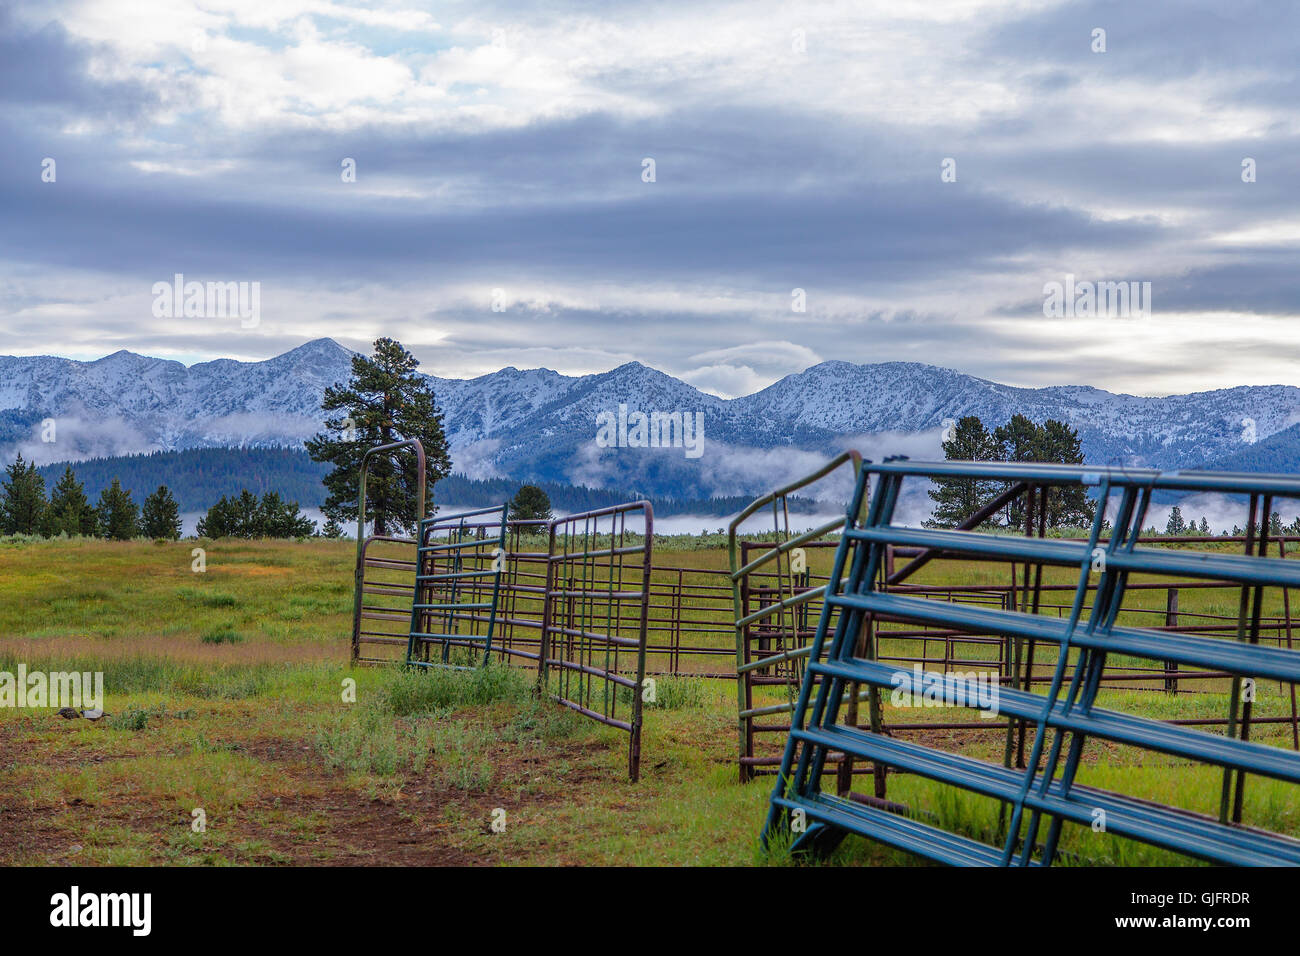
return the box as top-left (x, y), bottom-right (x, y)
top-left (95, 478), bottom-right (139, 540)
top-left (257, 491), bottom-right (316, 538)
top-left (141, 485), bottom-right (182, 540)
top-left (1, 454), bottom-right (48, 536)
top-left (992, 414), bottom-right (1041, 527)
top-left (305, 337), bottom-right (452, 536)
top-left (509, 485), bottom-right (553, 522)
top-left (925, 416), bottom-right (1002, 528)
top-left (1165, 505), bottom-right (1186, 535)
top-left (320, 516), bottom-right (345, 539)
top-left (43, 467), bottom-right (96, 537)
top-left (990, 416), bottom-right (1093, 529)
top-left (1037, 419), bottom-right (1093, 527)
top-left (234, 490), bottom-right (261, 535)
top-left (1198, 516), bottom-right (1210, 536)
top-left (197, 495), bottom-right (237, 538)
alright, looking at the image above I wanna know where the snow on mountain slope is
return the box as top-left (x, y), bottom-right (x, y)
top-left (2, 338), bottom-right (1297, 496)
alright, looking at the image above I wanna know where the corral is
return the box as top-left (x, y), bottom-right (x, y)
top-left (348, 442), bottom-right (1300, 865)
top-left (2, 444), bottom-right (1300, 866)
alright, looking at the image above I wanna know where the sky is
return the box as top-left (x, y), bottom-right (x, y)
top-left (1, 0), bottom-right (1298, 398)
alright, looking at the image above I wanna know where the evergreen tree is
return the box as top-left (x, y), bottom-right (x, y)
top-left (257, 491), bottom-right (316, 538)
top-left (992, 414), bottom-right (1041, 527)
top-left (233, 489), bottom-right (261, 534)
top-left (320, 516), bottom-right (345, 538)
top-left (95, 478), bottom-right (139, 540)
top-left (989, 416), bottom-right (1092, 529)
top-left (1198, 516), bottom-right (1210, 536)
top-left (1270, 511), bottom-right (1284, 538)
top-left (925, 416), bottom-right (1003, 528)
top-left (197, 490), bottom-right (314, 538)
top-left (305, 337), bottom-right (452, 536)
top-left (1, 454), bottom-right (48, 536)
top-left (141, 485), bottom-right (183, 540)
top-left (1165, 505), bottom-right (1186, 535)
top-left (197, 495), bottom-right (237, 538)
top-left (509, 485), bottom-right (553, 522)
top-left (1036, 419), bottom-right (1093, 527)
top-left (43, 467), bottom-right (96, 537)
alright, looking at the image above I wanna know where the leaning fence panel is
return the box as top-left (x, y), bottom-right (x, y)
top-left (765, 460), bottom-right (1300, 867)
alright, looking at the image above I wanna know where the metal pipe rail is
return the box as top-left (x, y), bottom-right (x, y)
top-left (537, 500), bottom-right (654, 782)
top-left (406, 504), bottom-right (509, 670)
top-left (350, 439), bottom-right (426, 663)
top-left (353, 534), bottom-right (418, 664)
top-left (764, 459), bottom-right (1300, 867)
top-left (728, 450), bottom-right (863, 783)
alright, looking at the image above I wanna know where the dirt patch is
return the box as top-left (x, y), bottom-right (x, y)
top-left (0, 723), bottom-right (610, 866)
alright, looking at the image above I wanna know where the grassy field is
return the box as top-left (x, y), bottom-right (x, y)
top-left (1, 535), bottom-right (1298, 866)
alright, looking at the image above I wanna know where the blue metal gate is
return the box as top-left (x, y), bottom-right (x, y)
top-left (765, 460), bottom-right (1300, 866)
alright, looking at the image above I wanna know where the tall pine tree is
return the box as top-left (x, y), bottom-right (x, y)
top-left (305, 337), bottom-right (451, 536)
top-left (509, 485), bottom-right (553, 522)
top-left (992, 413), bottom-right (1041, 527)
top-left (1166, 505), bottom-right (1186, 535)
top-left (95, 478), bottom-right (140, 540)
top-left (43, 466), bottom-right (96, 536)
top-left (141, 485), bottom-right (183, 540)
top-left (1, 454), bottom-right (47, 536)
top-left (925, 416), bottom-right (1002, 527)
top-left (1036, 419), bottom-right (1093, 527)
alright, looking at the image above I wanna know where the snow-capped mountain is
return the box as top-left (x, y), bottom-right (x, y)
top-left (2, 338), bottom-right (1297, 499)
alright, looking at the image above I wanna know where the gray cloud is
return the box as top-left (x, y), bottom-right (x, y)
top-left (1, 0), bottom-right (1298, 397)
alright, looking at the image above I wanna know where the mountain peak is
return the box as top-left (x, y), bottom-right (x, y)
top-left (3, 340), bottom-right (1298, 499)
top-left (281, 338), bottom-right (351, 359)
top-left (93, 348), bottom-right (147, 363)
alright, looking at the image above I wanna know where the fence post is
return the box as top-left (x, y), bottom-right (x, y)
top-left (1165, 588), bottom-right (1179, 695)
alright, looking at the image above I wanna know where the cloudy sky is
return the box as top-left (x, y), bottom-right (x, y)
top-left (1, 0), bottom-right (1298, 397)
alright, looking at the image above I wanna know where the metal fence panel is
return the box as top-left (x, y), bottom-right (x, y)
top-left (406, 504), bottom-right (509, 670)
top-left (728, 451), bottom-right (862, 783)
top-left (539, 501), bottom-right (653, 781)
top-left (765, 460), bottom-right (1300, 867)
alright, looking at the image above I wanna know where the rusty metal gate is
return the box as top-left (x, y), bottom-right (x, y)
top-left (539, 501), bottom-right (654, 781)
top-left (728, 451), bottom-right (862, 783)
top-left (351, 439), bottom-right (426, 664)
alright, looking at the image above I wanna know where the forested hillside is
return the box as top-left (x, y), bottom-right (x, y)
top-left (33, 447), bottom-right (821, 517)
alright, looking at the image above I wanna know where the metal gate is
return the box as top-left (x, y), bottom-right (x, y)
top-left (728, 451), bottom-right (862, 783)
top-left (351, 440), bottom-right (426, 664)
top-left (406, 504), bottom-right (509, 670)
top-left (766, 460), bottom-right (1300, 866)
top-left (539, 501), bottom-right (653, 781)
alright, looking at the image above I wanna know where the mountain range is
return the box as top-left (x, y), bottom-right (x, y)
top-left (3, 338), bottom-right (1298, 502)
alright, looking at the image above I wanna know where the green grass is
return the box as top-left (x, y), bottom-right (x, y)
top-left (2, 535), bottom-right (1299, 866)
